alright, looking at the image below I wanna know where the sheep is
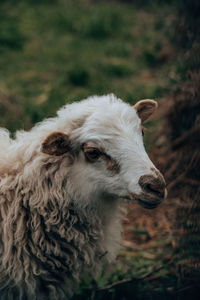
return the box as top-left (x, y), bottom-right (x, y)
top-left (0, 94), bottom-right (166, 300)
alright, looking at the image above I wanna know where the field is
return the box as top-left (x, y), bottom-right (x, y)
top-left (0, 0), bottom-right (199, 299)
top-left (0, 0), bottom-right (175, 132)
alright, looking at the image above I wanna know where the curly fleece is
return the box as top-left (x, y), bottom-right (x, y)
top-left (0, 95), bottom-right (126, 300)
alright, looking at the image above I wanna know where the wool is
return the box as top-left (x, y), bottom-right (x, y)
top-left (0, 94), bottom-right (163, 299)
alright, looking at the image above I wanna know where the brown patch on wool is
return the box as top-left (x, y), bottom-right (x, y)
top-left (42, 116), bottom-right (87, 156)
top-left (134, 99), bottom-right (158, 123)
top-left (82, 143), bottom-right (120, 174)
top-left (101, 153), bottom-right (120, 174)
top-left (41, 132), bottom-right (71, 156)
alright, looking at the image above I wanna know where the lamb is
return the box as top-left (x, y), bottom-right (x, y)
top-left (0, 94), bottom-right (166, 300)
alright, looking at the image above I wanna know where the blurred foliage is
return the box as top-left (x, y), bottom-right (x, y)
top-left (0, 0), bottom-right (175, 132)
top-left (0, 12), bottom-right (26, 50)
top-left (164, 0), bottom-right (200, 294)
top-left (72, 241), bottom-right (177, 300)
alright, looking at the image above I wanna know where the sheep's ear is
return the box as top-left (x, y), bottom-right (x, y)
top-left (41, 132), bottom-right (71, 156)
top-left (133, 99), bottom-right (158, 123)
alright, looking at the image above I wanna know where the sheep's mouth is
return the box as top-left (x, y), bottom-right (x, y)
top-left (136, 199), bottom-right (161, 209)
top-left (127, 191), bottom-right (166, 210)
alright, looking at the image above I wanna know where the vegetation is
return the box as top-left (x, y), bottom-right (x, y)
top-left (0, 0), bottom-right (175, 133)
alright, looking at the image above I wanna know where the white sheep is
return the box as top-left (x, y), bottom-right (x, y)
top-left (0, 94), bottom-right (166, 299)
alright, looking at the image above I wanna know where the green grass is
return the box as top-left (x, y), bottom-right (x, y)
top-left (0, 0), bottom-right (175, 133)
top-left (72, 241), bottom-right (177, 300)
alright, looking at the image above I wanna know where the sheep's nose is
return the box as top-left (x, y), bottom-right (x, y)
top-left (139, 173), bottom-right (166, 199)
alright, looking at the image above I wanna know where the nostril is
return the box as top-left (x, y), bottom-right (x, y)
top-left (139, 175), bottom-right (166, 198)
top-left (145, 183), bottom-right (164, 197)
top-left (148, 184), bottom-right (165, 197)
top-left (146, 183), bottom-right (159, 194)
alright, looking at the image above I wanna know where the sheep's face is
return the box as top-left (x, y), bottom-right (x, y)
top-left (42, 97), bottom-right (167, 209)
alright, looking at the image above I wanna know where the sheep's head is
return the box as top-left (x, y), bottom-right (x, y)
top-left (41, 96), bottom-right (166, 209)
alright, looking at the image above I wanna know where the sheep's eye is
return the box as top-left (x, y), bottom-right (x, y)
top-left (83, 145), bottom-right (101, 162)
top-left (86, 149), bottom-right (100, 159)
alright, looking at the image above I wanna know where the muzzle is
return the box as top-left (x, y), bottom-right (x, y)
top-left (129, 170), bottom-right (167, 209)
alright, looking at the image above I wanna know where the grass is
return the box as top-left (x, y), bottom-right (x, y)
top-left (0, 0), bottom-right (175, 133)
top-left (72, 240), bottom-right (177, 300)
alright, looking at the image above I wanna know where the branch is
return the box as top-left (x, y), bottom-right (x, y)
top-left (172, 126), bottom-right (200, 150)
top-left (97, 265), bottom-right (166, 291)
top-left (97, 277), bottom-right (135, 291)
